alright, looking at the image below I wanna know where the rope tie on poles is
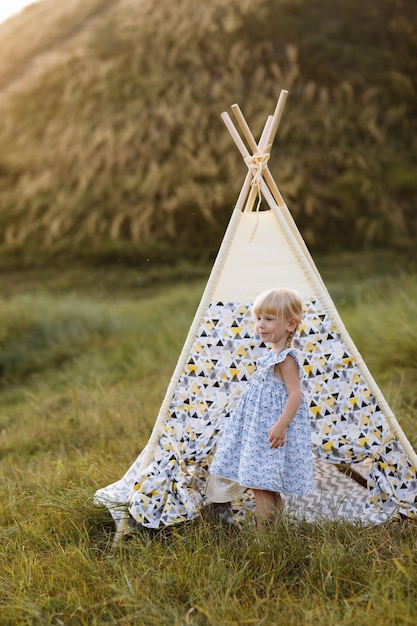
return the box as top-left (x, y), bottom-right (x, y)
top-left (244, 151), bottom-right (270, 241)
top-left (244, 151), bottom-right (270, 212)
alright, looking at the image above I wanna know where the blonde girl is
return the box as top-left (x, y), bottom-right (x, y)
top-left (209, 287), bottom-right (313, 528)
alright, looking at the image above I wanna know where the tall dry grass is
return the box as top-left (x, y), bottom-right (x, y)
top-left (0, 0), bottom-right (416, 261)
top-left (0, 265), bottom-right (416, 625)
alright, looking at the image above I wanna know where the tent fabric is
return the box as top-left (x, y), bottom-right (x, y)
top-left (94, 95), bottom-right (417, 535)
top-left (95, 279), bottom-right (417, 528)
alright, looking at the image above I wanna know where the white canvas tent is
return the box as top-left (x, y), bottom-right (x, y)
top-left (95, 91), bottom-right (417, 541)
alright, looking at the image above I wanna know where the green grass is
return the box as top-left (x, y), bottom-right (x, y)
top-left (1, 263), bottom-right (416, 625)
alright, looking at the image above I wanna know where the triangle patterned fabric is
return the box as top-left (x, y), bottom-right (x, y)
top-left (95, 297), bottom-right (417, 528)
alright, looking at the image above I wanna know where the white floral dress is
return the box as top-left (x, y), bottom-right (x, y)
top-left (209, 348), bottom-right (313, 495)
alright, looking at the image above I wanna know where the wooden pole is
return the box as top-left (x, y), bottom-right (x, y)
top-left (264, 89), bottom-right (288, 148)
top-left (230, 103), bottom-right (259, 154)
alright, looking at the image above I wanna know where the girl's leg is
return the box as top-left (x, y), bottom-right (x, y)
top-left (252, 489), bottom-right (283, 530)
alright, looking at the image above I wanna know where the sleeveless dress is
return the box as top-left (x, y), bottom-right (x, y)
top-left (209, 347), bottom-right (313, 495)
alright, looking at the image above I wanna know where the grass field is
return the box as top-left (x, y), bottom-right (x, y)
top-left (1, 259), bottom-right (416, 625)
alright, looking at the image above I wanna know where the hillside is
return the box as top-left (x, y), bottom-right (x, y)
top-left (0, 0), bottom-right (416, 265)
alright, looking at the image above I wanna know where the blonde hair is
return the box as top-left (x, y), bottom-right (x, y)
top-left (252, 287), bottom-right (303, 347)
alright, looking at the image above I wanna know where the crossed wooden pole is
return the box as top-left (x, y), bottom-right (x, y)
top-left (221, 89), bottom-right (288, 215)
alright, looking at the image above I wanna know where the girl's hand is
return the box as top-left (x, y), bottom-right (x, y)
top-left (269, 421), bottom-right (287, 448)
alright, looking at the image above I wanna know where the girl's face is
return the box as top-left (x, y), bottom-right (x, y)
top-left (255, 312), bottom-right (296, 346)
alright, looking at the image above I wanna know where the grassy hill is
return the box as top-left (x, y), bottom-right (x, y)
top-left (0, 0), bottom-right (416, 266)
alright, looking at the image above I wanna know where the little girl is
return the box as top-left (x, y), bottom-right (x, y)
top-left (208, 287), bottom-right (313, 527)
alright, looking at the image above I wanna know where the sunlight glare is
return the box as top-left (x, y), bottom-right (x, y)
top-left (0, 0), bottom-right (40, 24)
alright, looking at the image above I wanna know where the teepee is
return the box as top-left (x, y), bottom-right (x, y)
top-left (95, 91), bottom-right (417, 540)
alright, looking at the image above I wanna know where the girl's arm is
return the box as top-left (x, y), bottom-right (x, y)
top-left (269, 354), bottom-right (302, 448)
